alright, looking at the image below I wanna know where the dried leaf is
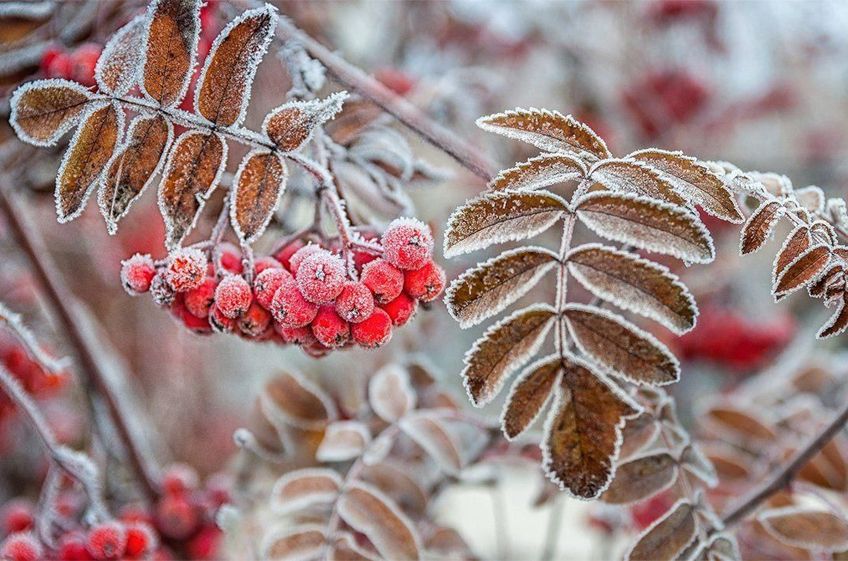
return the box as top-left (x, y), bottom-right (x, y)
top-left (260, 371), bottom-right (338, 431)
top-left (446, 248), bottom-right (559, 328)
top-left (501, 355), bottom-right (561, 440)
top-left (818, 296), bottom-right (848, 339)
top-left (740, 200), bottom-right (784, 255)
top-left (56, 104), bottom-right (123, 222)
top-left (774, 226), bottom-right (811, 284)
top-left (337, 482), bottom-right (420, 561)
top-left (158, 130), bottom-right (227, 248)
top-left (99, 114), bottom-right (173, 234)
top-left (10, 79), bottom-right (93, 146)
top-left (360, 463), bottom-right (428, 517)
top-left (263, 525), bottom-right (326, 560)
top-left (477, 109), bottom-right (611, 162)
top-left (543, 356), bottom-right (640, 499)
top-left (566, 243), bottom-right (697, 334)
top-left (629, 149), bottom-right (743, 223)
top-left (563, 304), bottom-right (680, 386)
top-left (368, 364), bottom-right (416, 423)
top-left (460, 305), bottom-right (556, 407)
top-left (487, 153), bottom-right (586, 192)
top-left (95, 14), bottom-right (146, 95)
top-left (759, 507), bottom-right (848, 552)
top-left (270, 468), bottom-right (342, 516)
top-left (774, 244), bottom-right (831, 297)
top-left (328, 533), bottom-right (378, 561)
top-left (444, 191), bottom-right (569, 258)
top-left (619, 413), bottom-right (660, 460)
top-left (704, 404), bottom-right (775, 441)
top-left (399, 411), bottom-right (462, 474)
top-left (589, 159), bottom-right (686, 206)
top-left (141, 0), bottom-right (200, 107)
top-left (196, 5), bottom-right (277, 127)
top-left (264, 92), bottom-right (348, 152)
top-left (685, 531), bottom-right (741, 561)
top-left (809, 265), bottom-right (843, 299)
top-left (316, 421), bottom-right (371, 462)
top-left (795, 186), bottom-right (826, 214)
top-left (602, 452), bottom-right (678, 505)
top-left (230, 149), bottom-right (287, 244)
top-left (680, 444), bottom-right (719, 488)
top-left (626, 499), bottom-right (697, 561)
top-left (575, 191), bottom-right (714, 264)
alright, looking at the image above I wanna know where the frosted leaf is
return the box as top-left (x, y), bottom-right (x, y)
top-left (476, 108), bottom-right (611, 162)
top-left (398, 411), bottom-right (462, 475)
top-left (795, 186), bottom-right (826, 214)
top-left (56, 103), bottom-right (123, 223)
top-left (445, 247), bottom-right (558, 328)
top-left (619, 413), bottom-right (661, 460)
top-left (773, 244), bottom-right (831, 298)
top-left (259, 371), bottom-right (338, 431)
top-left (589, 158), bottom-right (687, 206)
top-left (95, 14), bottom-right (146, 95)
top-left (262, 524), bottom-right (326, 560)
top-left (444, 190), bottom-right (568, 258)
top-left (773, 225), bottom-right (811, 287)
top-left (263, 91), bottom-right (348, 152)
top-left (316, 421), bottom-right (371, 462)
top-left (99, 114), bottom-right (173, 234)
top-left (195, 5), bottom-right (277, 127)
top-left (811, 219), bottom-right (838, 245)
top-left (141, 0), bottom-right (201, 107)
top-left (279, 41), bottom-right (326, 97)
top-left (575, 191), bottom-right (715, 264)
top-left (686, 532), bottom-right (740, 561)
top-left (328, 533), bottom-right (379, 561)
top-left (562, 303), bottom-right (680, 386)
top-left (9, 79), bottom-right (93, 146)
top-left (337, 482), bottom-right (421, 561)
top-left (601, 452), bottom-right (678, 505)
top-left (368, 364), bottom-right (416, 423)
top-left (362, 430), bottom-right (394, 466)
top-left (818, 296), bottom-right (848, 339)
top-left (702, 403), bottom-right (775, 441)
top-left (269, 468), bottom-right (341, 516)
top-left (500, 354), bottom-right (561, 440)
top-left (566, 243), bottom-right (697, 334)
top-left (348, 126), bottom-right (414, 181)
top-left (759, 507), bottom-right (848, 552)
top-left (359, 463), bottom-right (428, 518)
top-left (0, 2), bottom-right (52, 46)
top-left (680, 444), bottom-right (718, 488)
top-left (740, 200), bottom-right (785, 255)
top-left (827, 198), bottom-right (848, 228)
top-left (625, 499), bottom-right (697, 561)
top-left (487, 153), bottom-right (587, 192)
top-left (230, 149), bottom-right (287, 244)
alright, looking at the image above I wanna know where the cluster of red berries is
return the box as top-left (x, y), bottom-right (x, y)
top-left (40, 43), bottom-right (101, 87)
top-left (0, 464), bottom-right (229, 560)
top-left (0, 331), bottom-right (65, 427)
top-left (121, 218), bottom-right (446, 357)
top-left (622, 68), bottom-right (711, 139)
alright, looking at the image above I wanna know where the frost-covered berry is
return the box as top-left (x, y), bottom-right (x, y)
top-left (184, 277), bottom-right (217, 318)
top-left (288, 243), bottom-right (324, 276)
top-left (155, 496), bottom-right (199, 540)
top-left (275, 323), bottom-right (317, 346)
top-left (124, 523), bottom-right (156, 559)
top-left (121, 254), bottom-right (156, 295)
top-left (404, 260), bottom-right (446, 302)
top-left (274, 240), bottom-right (304, 270)
top-left (296, 252), bottom-right (346, 304)
top-left (253, 268), bottom-right (292, 310)
top-left (382, 218), bottom-right (434, 270)
top-left (150, 272), bottom-right (176, 306)
top-left (335, 282), bottom-right (375, 323)
top-left (181, 306), bottom-right (213, 335)
top-left (361, 259), bottom-right (404, 304)
top-left (311, 306), bottom-right (350, 348)
top-left (0, 533), bottom-right (42, 561)
top-left (239, 302), bottom-right (272, 337)
top-left (162, 463), bottom-right (199, 496)
top-left (214, 275), bottom-right (252, 319)
top-left (351, 308), bottom-right (393, 348)
top-left (166, 248), bottom-right (208, 292)
top-left (0, 499), bottom-right (33, 535)
top-left (271, 279), bottom-right (319, 327)
top-left (58, 531), bottom-right (89, 561)
top-left (86, 522), bottom-right (127, 560)
top-left (253, 256), bottom-right (282, 275)
top-left (217, 243), bottom-right (244, 274)
top-left (380, 293), bottom-right (418, 326)
top-left (209, 304), bottom-right (236, 333)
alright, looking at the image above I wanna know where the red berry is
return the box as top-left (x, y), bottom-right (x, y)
top-left (149, 272), bottom-right (176, 306)
top-left (58, 531), bottom-right (89, 561)
top-left (121, 254), bottom-right (156, 295)
top-left (184, 277), bottom-right (217, 318)
top-left (166, 247), bottom-right (208, 292)
top-left (271, 279), bottom-right (319, 327)
top-left (0, 499), bottom-right (33, 535)
top-left (86, 522), bottom-right (127, 560)
top-left (296, 252), bottom-right (346, 304)
top-left (40, 45), bottom-right (64, 75)
top-left (253, 256), bottom-right (282, 275)
top-left (186, 526), bottom-right (222, 560)
top-left (381, 217), bottom-right (434, 270)
top-left (351, 308), bottom-right (393, 348)
top-left (162, 463), bottom-right (199, 495)
top-left (155, 496), bottom-right (199, 540)
top-left (239, 302), bottom-right (272, 337)
top-left (274, 240), bottom-right (304, 270)
top-left (47, 52), bottom-right (73, 79)
top-left (0, 533), bottom-right (42, 561)
top-left (181, 307), bottom-right (212, 334)
top-left (214, 275), bottom-right (252, 318)
top-left (288, 244), bottom-right (323, 276)
top-left (404, 261), bottom-right (446, 302)
top-left (311, 306), bottom-right (350, 348)
top-left (217, 243), bottom-right (243, 274)
top-left (361, 259), bottom-right (404, 304)
top-left (274, 323), bottom-right (316, 346)
top-left (353, 249), bottom-right (377, 272)
top-left (253, 268), bottom-right (292, 310)
top-left (124, 523), bottom-right (156, 559)
top-left (335, 281), bottom-right (375, 323)
top-left (380, 293), bottom-right (417, 326)
top-left (208, 304), bottom-right (236, 333)
top-left (72, 43), bottom-right (101, 87)
top-left (119, 505), bottom-right (153, 526)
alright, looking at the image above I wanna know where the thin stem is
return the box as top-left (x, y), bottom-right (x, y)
top-left (555, 214), bottom-right (576, 355)
top-left (541, 495), bottom-right (564, 561)
top-left (0, 301), bottom-right (69, 376)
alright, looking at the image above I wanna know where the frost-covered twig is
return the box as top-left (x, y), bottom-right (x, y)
top-left (0, 301), bottom-right (70, 376)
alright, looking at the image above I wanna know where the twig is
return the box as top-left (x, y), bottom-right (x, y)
top-left (541, 495), bottom-right (564, 561)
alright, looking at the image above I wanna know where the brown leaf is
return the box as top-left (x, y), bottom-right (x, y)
top-left (680, 444), bottom-right (719, 488)
top-left (602, 452), bottom-right (678, 505)
top-left (444, 190), bottom-right (569, 258)
top-left (477, 109), bottom-right (611, 162)
top-left (368, 364), bottom-right (416, 423)
top-left (461, 305), bottom-right (557, 406)
top-left (740, 200), bottom-right (784, 255)
top-left (795, 186), bottom-right (826, 213)
top-left (543, 356), bottom-right (640, 498)
top-left (158, 130), bottom-right (227, 248)
top-left (446, 248), bottom-right (559, 328)
top-left (774, 244), bottom-right (831, 297)
top-left (759, 507), bottom-right (848, 552)
top-left (10, 80), bottom-right (93, 146)
top-left (230, 149), bottom-right (287, 244)
top-left (95, 14), bottom-right (146, 95)
top-left (705, 447), bottom-right (751, 481)
top-left (263, 525), bottom-right (326, 560)
top-left (567, 243), bottom-right (696, 334)
top-left (704, 404), bottom-right (775, 441)
top-left (142, 0), bottom-right (200, 107)
top-left (399, 411), bottom-right (462, 474)
top-left (487, 153), bottom-right (587, 192)
top-left (99, 114), bottom-right (172, 234)
top-left (589, 159), bottom-right (686, 206)
top-left (316, 421), bottom-right (371, 462)
top-left (619, 412), bottom-right (660, 460)
top-left (809, 265), bottom-right (843, 299)
top-left (819, 295), bottom-right (848, 339)
top-left (501, 355), bottom-right (561, 440)
top-left (337, 482), bottom-right (420, 560)
top-left (575, 191), bottom-right (715, 263)
top-left (360, 463), bottom-right (428, 518)
top-left (264, 93), bottom-right (347, 152)
top-left (774, 226), bottom-right (811, 283)
top-left (629, 149), bottom-right (743, 223)
top-left (798, 438), bottom-right (848, 491)
top-left (686, 532), bottom-right (740, 561)
top-left (563, 304), bottom-right (679, 386)
top-left (626, 499), bottom-right (697, 561)
top-left (328, 534), bottom-right (379, 561)
top-left (270, 467), bottom-right (342, 516)
top-left (260, 370), bottom-right (338, 431)
top-left (56, 104), bottom-right (122, 222)
top-left (812, 220), bottom-right (838, 245)
top-left (196, 6), bottom-right (276, 127)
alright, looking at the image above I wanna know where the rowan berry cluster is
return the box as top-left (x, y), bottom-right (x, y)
top-left (40, 44), bottom-right (101, 87)
top-left (121, 218), bottom-right (445, 356)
